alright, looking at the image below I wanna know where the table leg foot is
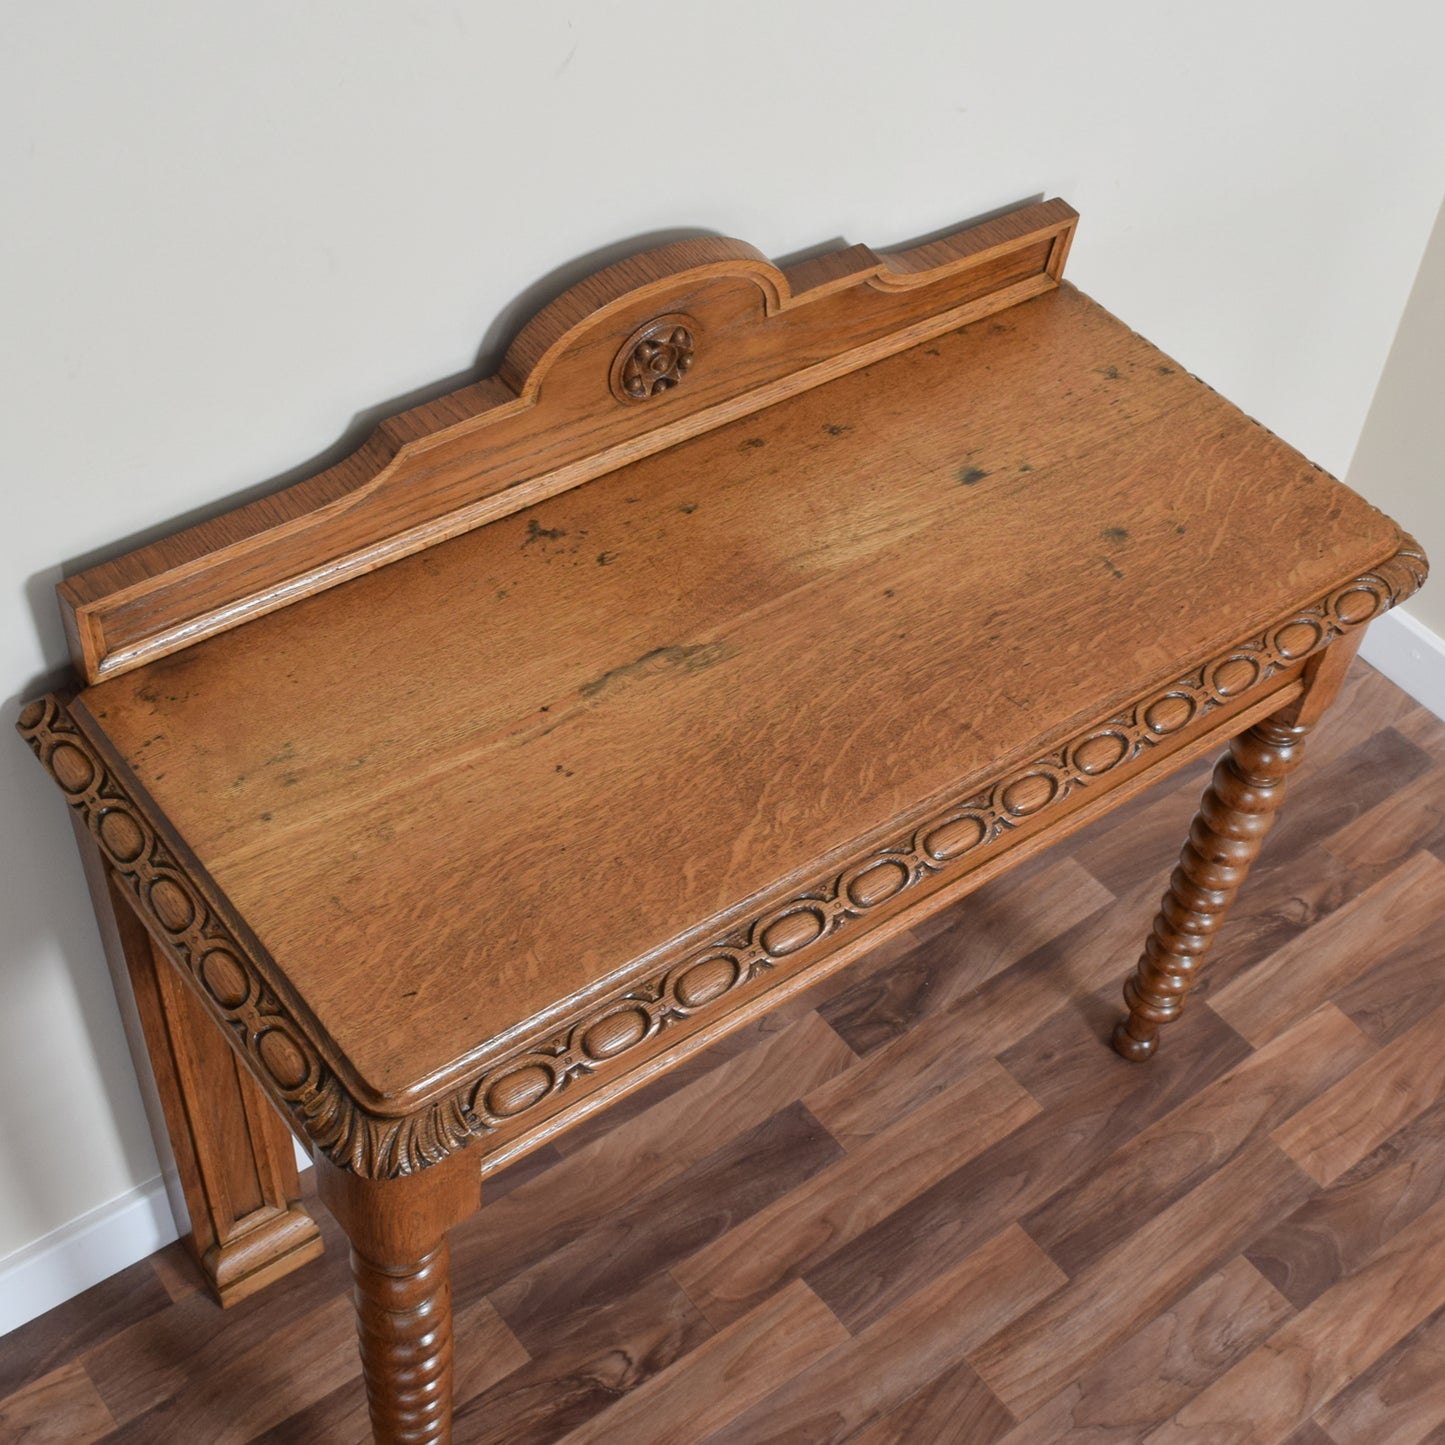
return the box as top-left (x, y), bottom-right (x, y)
top-left (1113, 713), bottom-right (1309, 1061)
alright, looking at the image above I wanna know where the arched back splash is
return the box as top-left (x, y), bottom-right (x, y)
top-left (59, 200), bottom-right (1077, 684)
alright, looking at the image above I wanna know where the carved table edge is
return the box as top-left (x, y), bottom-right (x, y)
top-left (17, 533), bottom-right (1426, 1179)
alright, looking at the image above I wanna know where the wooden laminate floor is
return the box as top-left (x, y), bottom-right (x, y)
top-left (5, 659), bottom-right (1445, 1445)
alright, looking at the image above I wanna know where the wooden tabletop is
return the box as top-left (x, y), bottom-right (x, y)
top-left (69, 281), bottom-right (1404, 1115)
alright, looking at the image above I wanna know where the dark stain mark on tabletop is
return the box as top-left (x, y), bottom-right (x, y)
top-left (739, 437), bottom-right (766, 451)
top-left (1099, 557), bottom-right (1125, 580)
top-left (596, 552), bottom-right (618, 567)
top-left (823, 423), bottom-right (852, 437)
top-left (523, 519), bottom-right (567, 546)
top-left (579, 642), bottom-right (731, 701)
top-left (678, 502), bottom-right (697, 514)
top-left (1097, 365), bottom-right (1121, 381)
top-left (1103, 527), bottom-right (1129, 543)
top-left (959, 466), bottom-right (989, 486)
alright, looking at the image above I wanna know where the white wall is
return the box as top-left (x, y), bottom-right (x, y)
top-left (4, 2), bottom-right (1443, 1326)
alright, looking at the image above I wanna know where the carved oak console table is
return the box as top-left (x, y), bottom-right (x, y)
top-left (18, 200), bottom-right (1427, 1443)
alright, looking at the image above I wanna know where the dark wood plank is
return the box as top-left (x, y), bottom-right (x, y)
top-left (967, 1140), bottom-right (1315, 1420)
top-left (450, 1274), bottom-right (713, 1445)
top-left (1330, 902), bottom-right (1445, 1044)
top-left (1273, 1001), bottom-right (1445, 1185)
top-left (848, 1358), bottom-right (1016, 1445)
top-left (488, 1102), bottom-right (843, 1351)
top-left (1246, 1093), bottom-right (1445, 1310)
top-left (0, 1258), bottom-right (170, 1400)
top-left (803, 867), bottom-right (1143, 1150)
top-left (675, 1058), bottom-right (1038, 1328)
top-left (560, 1281), bottom-right (848, 1445)
top-left (1209, 852), bottom-right (1445, 1047)
top-left (818, 857), bottom-right (1110, 1056)
top-left (0, 1361), bottom-right (117, 1445)
top-left (450, 1010), bottom-right (853, 1309)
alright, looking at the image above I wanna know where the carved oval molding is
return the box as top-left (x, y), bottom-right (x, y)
top-left (610, 314), bottom-right (696, 403)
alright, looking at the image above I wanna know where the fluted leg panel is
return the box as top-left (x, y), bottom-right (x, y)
top-left (1113, 715), bottom-right (1310, 1061)
top-left (352, 1241), bottom-right (454, 1445)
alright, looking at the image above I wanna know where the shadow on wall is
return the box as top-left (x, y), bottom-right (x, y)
top-left (0, 689), bottom-right (162, 1248)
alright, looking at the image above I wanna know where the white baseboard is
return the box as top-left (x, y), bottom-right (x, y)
top-left (0, 1146), bottom-right (311, 1339)
top-left (0, 1175), bottom-right (178, 1337)
top-left (1358, 606), bottom-right (1445, 720)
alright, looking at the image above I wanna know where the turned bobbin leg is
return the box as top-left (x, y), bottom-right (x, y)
top-left (315, 1149), bottom-right (480, 1445)
top-left (1112, 630), bottom-right (1370, 1060)
top-left (1112, 713), bottom-right (1310, 1059)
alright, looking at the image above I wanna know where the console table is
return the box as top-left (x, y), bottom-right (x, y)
top-left (18, 200), bottom-right (1426, 1443)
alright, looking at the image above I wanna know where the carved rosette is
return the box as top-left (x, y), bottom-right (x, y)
top-left (18, 536), bottom-right (1427, 1178)
top-left (611, 314), bottom-right (695, 403)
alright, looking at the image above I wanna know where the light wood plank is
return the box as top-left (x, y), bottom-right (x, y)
top-left (1316, 1303), bottom-right (1445, 1444)
top-left (0, 1362), bottom-right (117, 1445)
top-left (1024, 1003), bottom-right (1373, 1274)
top-left (1210, 852), bottom-right (1445, 1047)
top-left (996, 1258), bottom-right (1294, 1444)
top-left (1273, 1002), bottom-right (1445, 1185)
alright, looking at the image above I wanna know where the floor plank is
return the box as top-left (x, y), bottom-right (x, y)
top-left (1273, 1001), bottom-right (1445, 1186)
top-left (1247, 1093), bottom-right (1445, 1311)
top-left (968, 1140), bottom-right (1315, 1419)
top-left (995, 1257), bottom-right (1294, 1444)
top-left (804, 993), bottom-right (1248, 1333)
top-left (1020, 1002), bottom-right (1372, 1276)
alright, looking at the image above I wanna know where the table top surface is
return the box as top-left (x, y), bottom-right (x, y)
top-left (74, 282), bottom-right (1402, 1107)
